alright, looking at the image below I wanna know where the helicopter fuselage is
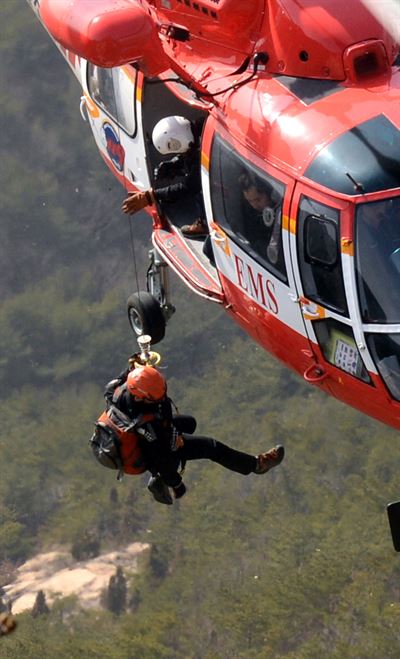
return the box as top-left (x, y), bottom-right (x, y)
top-left (28, 0), bottom-right (400, 430)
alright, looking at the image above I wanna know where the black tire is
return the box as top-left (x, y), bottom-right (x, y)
top-left (126, 291), bottom-right (166, 345)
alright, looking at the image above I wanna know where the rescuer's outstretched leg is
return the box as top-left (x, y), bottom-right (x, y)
top-left (177, 437), bottom-right (285, 475)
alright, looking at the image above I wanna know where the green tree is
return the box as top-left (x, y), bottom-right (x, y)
top-left (0, 587), bottom-right (9, 614)
top-left (71, 531), bottom-right (100, 562)
top-left (104, 567), bottom-right (127, 616)
top-left (31, 591), bottom-right (50, 618)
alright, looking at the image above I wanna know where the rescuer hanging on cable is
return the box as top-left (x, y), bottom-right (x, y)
top-left (103, 357), bottom-right (285, 505)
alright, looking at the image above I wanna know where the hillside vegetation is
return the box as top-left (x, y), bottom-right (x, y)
top-left (1, 3), bottom-right (400, 658)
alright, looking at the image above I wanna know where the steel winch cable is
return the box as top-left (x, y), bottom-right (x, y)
top-left (111, 72), bottom-right (141, 299)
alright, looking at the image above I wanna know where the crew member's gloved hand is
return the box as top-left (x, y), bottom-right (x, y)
top-left (121, 190), bottom-right (154, 215)
top-left (172, 481), bottom-right (186, 499)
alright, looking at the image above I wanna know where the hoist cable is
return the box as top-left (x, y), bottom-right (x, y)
top-left (110, 70), bottom-right (141, 298)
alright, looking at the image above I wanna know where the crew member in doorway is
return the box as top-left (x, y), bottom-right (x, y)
top-left (122, 116), bottom-right (209, 238)
top-left (104, 364), bottom-right (285, 504)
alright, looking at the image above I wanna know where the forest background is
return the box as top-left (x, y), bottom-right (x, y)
top-left (1, 2), bottom-right (400, 657)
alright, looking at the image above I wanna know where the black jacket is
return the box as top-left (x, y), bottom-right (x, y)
top-left (154, 148), bottom-right (201, 203)
top-left (153, 119), bottom-right (204, 204)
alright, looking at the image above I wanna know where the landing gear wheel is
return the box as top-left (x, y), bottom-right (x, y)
top-left (127, 292), bottom-right (166, 345)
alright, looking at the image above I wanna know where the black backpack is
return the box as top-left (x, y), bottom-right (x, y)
top-left (90, 422), bottom-right (123, 474)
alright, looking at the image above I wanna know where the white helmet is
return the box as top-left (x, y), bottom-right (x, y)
top-left (152, 116), bottom-right (194, 155)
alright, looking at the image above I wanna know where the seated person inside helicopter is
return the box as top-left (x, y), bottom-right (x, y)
top-left (209, 136), bottom-right (287, 279)
top-left (237, 172), bottom-right (284, 269)
top-left (122, 116), bottom-right (209, 238)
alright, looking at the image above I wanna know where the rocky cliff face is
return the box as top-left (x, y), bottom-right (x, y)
top-left (4, 542), bottom-right (150, 614)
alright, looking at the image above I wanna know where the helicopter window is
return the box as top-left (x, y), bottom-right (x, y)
top-left (305, 216), bottom-right (338, 266)
top-left (355, 198), bottom-right (400, 323)
top-left (313, 319), bottom-right (370, 383)
top-left (366, 333), bottom-right (400, 400)
top-left (87, 64), bottom-right (136, 136)
top-left (304, 115), bottom-right (400, 195)
top-left (210, 134), bottom-right (287, 282)
top-left (298, 196), bottom-right (348, 314)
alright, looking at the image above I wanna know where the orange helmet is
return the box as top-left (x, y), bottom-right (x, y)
top-left (126, 367), bottom-right (167, 401)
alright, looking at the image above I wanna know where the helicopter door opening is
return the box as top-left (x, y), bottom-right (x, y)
top-left (289, 190), bottom-right (372, 388)
top-left (141, 79), bottom-right (223, 300)
top-left (141, 78), bottom-right (208, 233)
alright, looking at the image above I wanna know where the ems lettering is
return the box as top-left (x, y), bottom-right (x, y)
top-left (234, 255), bottom-right (279, 314)
top-left (265, 278), bottom-right (278, 315)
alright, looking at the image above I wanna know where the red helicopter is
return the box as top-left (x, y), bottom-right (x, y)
top-left (28, 0), bottom-right (400, 432)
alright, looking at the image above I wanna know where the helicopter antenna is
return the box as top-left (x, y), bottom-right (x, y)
top-left (345, 172), bottom-right (364, 192)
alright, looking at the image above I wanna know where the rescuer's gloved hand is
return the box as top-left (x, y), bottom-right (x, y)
top-left (128, 352), bottom-right (145, 368)
top-left (172, 481), bottom-right (186, 499)
top-left (121, 190), bottom-right (154, 215)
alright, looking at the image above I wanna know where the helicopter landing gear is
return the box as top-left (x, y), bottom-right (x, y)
top-left (127, 292), bottom-right (166, 344)
top-left (126, 249), bottom-right (175, 345)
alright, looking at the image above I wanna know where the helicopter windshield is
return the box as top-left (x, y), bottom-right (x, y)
top-left (366, 333), bottom-right (400, 401)
top-left (355, 197), bottom-right (400, 323)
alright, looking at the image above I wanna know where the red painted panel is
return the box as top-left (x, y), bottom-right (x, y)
top-left (40, 0), bottom-right (168, 75)
top-left (259, 0), bottom-right (396, 79)
top-left (153, 229), bottom-right (224, 302)
top-left (220, 273), bottom-right (400, 430)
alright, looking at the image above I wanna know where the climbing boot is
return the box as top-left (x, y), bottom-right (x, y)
top-left (254, 445), bottom-right (285, 474)
top-left (181, 218), bottom-right (209, 237)
top-left (147, 475), bottom-right (173, 505)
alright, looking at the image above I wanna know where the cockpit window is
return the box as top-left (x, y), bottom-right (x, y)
top-left (367, 333), bottom-right (400, 400)
top-left (297, 196), bottom-right (348, 314)
top-left (210, 134), bottom-right (287, 282)
top-left (355, 198), bottom-right (400, 323)
top-left (305, 216), bottom-right (338, 266)
top-left (88, 64), bottom-right (136, 136)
